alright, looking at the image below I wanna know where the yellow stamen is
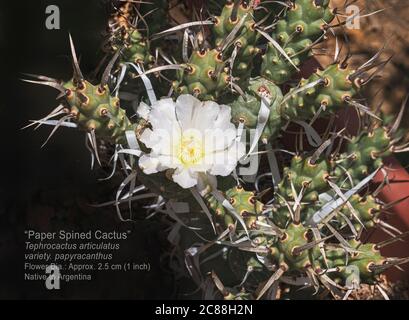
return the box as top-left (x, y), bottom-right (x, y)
top-left (176, 130), bottom-right (204, 166)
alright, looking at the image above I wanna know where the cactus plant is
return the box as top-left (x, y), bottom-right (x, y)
top-left (24, 0), bottom-right (409, 300)
top-left (261, 0), bottom-right (335, 84)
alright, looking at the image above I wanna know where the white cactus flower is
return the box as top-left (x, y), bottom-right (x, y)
top-left (138, 94), bottom-right (245, 189)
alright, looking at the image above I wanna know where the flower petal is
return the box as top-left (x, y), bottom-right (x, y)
top-left (207, 141), bottom-right (246, 176)
top-left (139, 154), bottom-right (160, 174)
top-left (175, 94), bottom-right (201, 131)
top-left (137, 101), bottom-right (151, 120)
top-left (149, 98), bottom-right (178, 131)
top-left (213, 104), bottom-right (234, 130)
top-left (172, 168), bottom-right (198, 189)
top-left (157, 154), bottom-right (180, 170)
top-left (192, 101), bottom-right (220, 132)
top-left (139, 95), bottom-right (243, 185)
top-left (204, 127), bottom-right (237, 153)
top-left (140, 126), bottom-right (179, 156)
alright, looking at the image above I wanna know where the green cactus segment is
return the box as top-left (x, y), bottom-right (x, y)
top-left (230, 77), bottom-right (283, 141)
top-left (344, 242), bottom-right (385, 284)
top-left (269, 155), bottom-right (331, 228)
top-left (63, 80), bottom-right (134, 144)
top-left (338, 195), bottom-right (380, 231)
top-left (107, 2), bottom-right (153, 67)
top-left (269, 223), bottom-right (311, 271)
top-left (213, 1), bottom-right (260, 80)
top-left (266, 225), bottom-right (385, 285)
top-left (281, 64), bottom-right (358, 120)
top-left (313, 240), bottom-right (385, 285)
top-left (336, 127), bottom-right (392, 185)
top-left (254, 1), bottom-right (284, 25)
top-left (173, 49), bottom-right (229, 100)
top-left (278, 156), bottom-right (330, 202)
top-left (305, 194), bottom-right (380, 235)
top-left (261, 0), bottom-right (334, 84)
top-left (115, 28), bottom-right (154, 66)
top-left (269, 205), bottom-right (293, 230)
top-left (272, 146), bottom-right (383, 228)
top-left (206, 186), bottom-right (264, 230)
top-left (230, 64), bottom-right (357, 141)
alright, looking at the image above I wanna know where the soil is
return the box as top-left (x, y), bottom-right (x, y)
top-left (351, 276), bottom-right (409, 300)
top-left (319, 1), bottom-right (409, 137)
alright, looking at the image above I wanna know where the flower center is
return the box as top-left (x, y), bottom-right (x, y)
top-left (177, 130), bottom-right (204, 166)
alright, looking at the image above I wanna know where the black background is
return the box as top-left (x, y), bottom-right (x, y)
top-left (0, 0), bottom-right (173, 299)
